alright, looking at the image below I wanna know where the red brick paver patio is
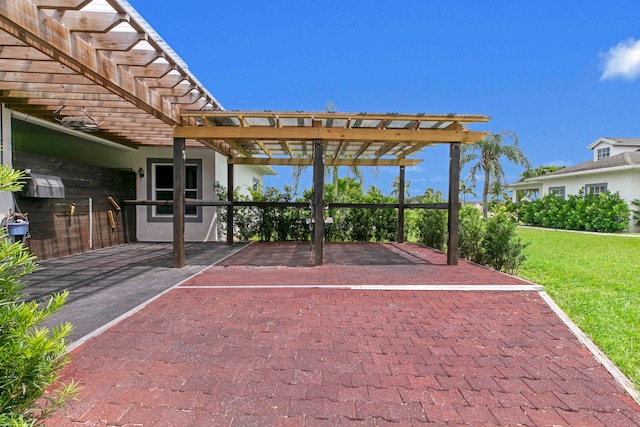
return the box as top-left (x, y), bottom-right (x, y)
top-left (48, 243), bottom-right (640, 426)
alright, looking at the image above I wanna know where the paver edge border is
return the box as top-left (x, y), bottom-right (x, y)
top-left (539, 290), bottom-right (640, 406)
top-left (64, 242), bottom-right (252, 353)
top-left (178, 284), bottom-right (544, 291)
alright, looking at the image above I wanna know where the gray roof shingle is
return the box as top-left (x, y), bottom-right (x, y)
top-left (547, 151), bottom-right (640, 176)
top-left (603, 138), bottom-right (640, 146)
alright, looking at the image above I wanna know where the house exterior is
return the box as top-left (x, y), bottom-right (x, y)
top-left (0, 1), bottom-right (275, 260)
top-left (2, 104), bottom-right (275, 261)
top-left (509, 137), bottom-right (640, 232)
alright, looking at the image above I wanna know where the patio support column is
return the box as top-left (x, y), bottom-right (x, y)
top-left (312, 120), bottom-right (324, 266)
top-left (447, 143), bottom-right (461, 265)
top-left (173, 137), bottom-right (186, 268)
top-left (397, 165), bottom-right (405, 243)
top-left (226, 161), bottom-right (234, 245)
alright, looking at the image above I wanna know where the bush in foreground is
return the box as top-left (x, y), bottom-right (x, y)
top-left (0, 166), bottom-right (78, 426)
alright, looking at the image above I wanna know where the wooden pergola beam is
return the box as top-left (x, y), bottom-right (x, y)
top-left (173, 125), bottom-right (486, 144)
top-left (181, 110), bottom-right (491, 124)
top-left (0, 0), bottom-right (179, 124)
top-left (228, 157), bottom-right (422, 167)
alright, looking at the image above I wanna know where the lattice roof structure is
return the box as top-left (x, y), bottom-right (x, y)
top-left (176, 111), bottom-right (490, 167)
top-left (0, 0), bottom-right (220, 149)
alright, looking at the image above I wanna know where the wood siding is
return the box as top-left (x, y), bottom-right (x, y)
top-left (13, 151), bottom-right (136, 260)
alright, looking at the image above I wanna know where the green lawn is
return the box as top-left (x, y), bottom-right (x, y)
top-left (516, 227), bottom-right (640, 389)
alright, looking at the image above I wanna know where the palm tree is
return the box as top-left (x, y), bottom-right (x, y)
top-left (391, 175), bottom-right (411, 199)
top-left (291, 101), bottom-right (367, 199)
top-left (459, 179), bottom-right (476, 204)
top-left (461, 131), bottom-right (531, 218)
top-left (519, 165), bottom-right (565, 180)
top-left (328, 159), bottom-right (365, 200)
top-left (488, 179), bottom-right (509, 202)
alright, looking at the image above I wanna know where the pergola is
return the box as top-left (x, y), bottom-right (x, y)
top-left (0, 0), bottom-right (491, 268)
top-left (0, 0), bottom-right (222, 146)
top-left (172, 111), bottom-right (490, 267)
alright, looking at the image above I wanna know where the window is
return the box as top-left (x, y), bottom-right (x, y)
top-left (585, 183), bottom-right (607, 196)
top-left (548, 186), bottom-right (565, 199)
top-left (252, 177), bottom-right (260, 191)
top-left (147, 158), bottom-right (202, 222)
top-left (597, 147), bottom-right (610, 160)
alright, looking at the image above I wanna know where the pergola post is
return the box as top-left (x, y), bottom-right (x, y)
top-left (447, 143), bottom-right (461, 265)
top-left (312, 122), bottom-right (324, 266)
top-left (397, 165), bottom-right (405, 243)
top-left (226, 161), bottom-right (234, 245)
top-left (173, 137), bottom-right (186, 268)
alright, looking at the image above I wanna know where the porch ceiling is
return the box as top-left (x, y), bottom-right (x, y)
top-left (176, 111), bottom-right (491, 167)
top-left (0, 0), bottom-right (223, 150)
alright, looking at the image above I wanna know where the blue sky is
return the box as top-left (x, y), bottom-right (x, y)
top-left (128, 1), bottom-right (640, 197)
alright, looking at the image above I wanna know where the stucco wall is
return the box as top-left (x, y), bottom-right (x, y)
top-left (0, 106), bottom-right (13, 224)
top-left (95, 147), bottom-right (269, 242)
top-left (3, 113), bottom-right (272, 244)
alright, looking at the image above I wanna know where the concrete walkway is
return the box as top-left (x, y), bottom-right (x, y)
top-left (26, 242), bottom-right (248, 342)
top-left (41, 242), bottom-right (639, 426)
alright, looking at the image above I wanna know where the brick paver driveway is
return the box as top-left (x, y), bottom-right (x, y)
top-left (48, 243), bottom-right (640, 426)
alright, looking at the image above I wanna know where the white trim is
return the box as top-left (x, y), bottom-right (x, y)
top-left (178, 284), bottom-right (544, 291)
top-left (587, 137), bottom-right (615, 150)
top-left (588, 137), bottom-right (640, 150)
top-left (513, 164), bottom-right (640, 184)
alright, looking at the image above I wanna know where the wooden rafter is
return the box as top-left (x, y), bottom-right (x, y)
top-left (176, 111), bottom-right (490, 167)
top-left (229, 157), bottom-right (422, 167)
top-left (0, 0), bottom-right (222, 150)
top-left (173, 125), bottom-right (486, 144)
top-left (240, 116), bottom-right (271, 158)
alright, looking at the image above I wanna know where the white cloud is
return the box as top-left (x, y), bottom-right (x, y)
top-left (600, 38), bottom-right (640, 81)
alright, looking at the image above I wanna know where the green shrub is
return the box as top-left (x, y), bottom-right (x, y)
top-left (365, 187), bottom-right (397, 242)
top-left (458, 205), bottom-right (484, 263)
top-left (0, 166), bottom-right (78, 425)
top-left (413, 189), bottom-right (448, 251)
top-left (518, 191), bottom-right (630, 233)
top-left (345, 207), bottom-right (373, 242)
top-left (480, 205), bottom-right (526, 274)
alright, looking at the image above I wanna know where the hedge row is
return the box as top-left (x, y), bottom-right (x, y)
top-left (217, 185), bottom-right (526, 274)
top-left (517, 191), bottom-right (630, 233)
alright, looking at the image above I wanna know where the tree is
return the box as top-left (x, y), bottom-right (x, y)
top-left (414, 188), bottom-right (448, 250)
top-left (461, 131), bottom-right (531, 218)
top-left (328, 159), bottom-right (365, 200)
top-left (0, 166), bottom-right (78, 426)
top-left (291, 102), bottom-right (366, 198)
top-left (517, 165), bottom-right (565, 201)
top-left (459, 179), bottom-right (476, 204)
top-left (519, 165), bottom-right (565, 180)
top-left (488, 179), bottom-right (509, 202)
top-left (391, 175), bottom-right (411, 199)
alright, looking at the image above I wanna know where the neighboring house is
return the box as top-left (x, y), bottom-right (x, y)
top-left (509, 137), bottom-right (640, 232)
top-left (0, 2), bottom-right (275, 261)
